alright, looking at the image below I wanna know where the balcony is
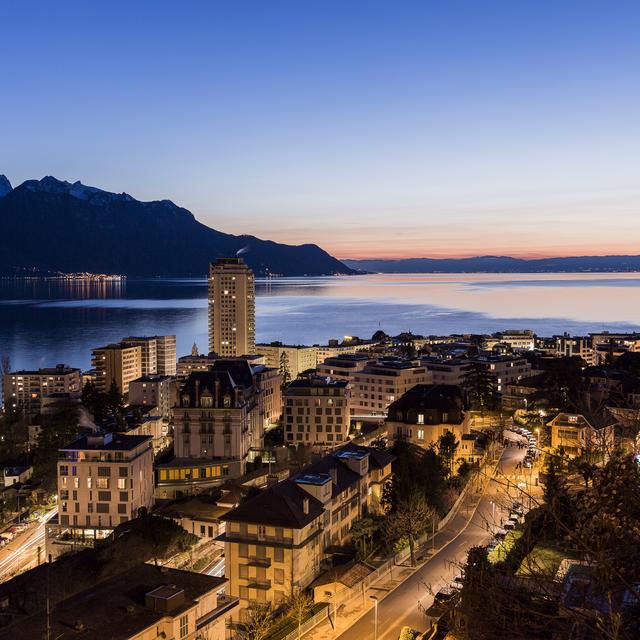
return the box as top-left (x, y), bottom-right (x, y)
top-left (248, 556), bottom-right (271, 568)
top-left (247, 580), bottom-right (271, 590)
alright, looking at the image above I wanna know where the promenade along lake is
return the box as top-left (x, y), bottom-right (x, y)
top-left (1, 273), bottom-right (640, 371)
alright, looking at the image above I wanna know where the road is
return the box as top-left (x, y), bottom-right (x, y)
top-left (336, 432), bottom-right (529, 640)
top-left (0, 509), bottom-right (57, 581)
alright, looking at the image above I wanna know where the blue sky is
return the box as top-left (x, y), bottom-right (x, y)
top-left (2, 1), bottom-right (639, 258)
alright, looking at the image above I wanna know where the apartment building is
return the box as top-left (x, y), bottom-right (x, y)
top-left (283, 377), bottom-right (351, 449)
top-left (50, 432), bottom-right (154, 555)
top-left (177, 353), bottom-right (217, 378)
top-left (548, 412), bottom-right (615, 458)
top-left (484, 330), bottom-right (536, 351)
top-left (91, 343), bottom-right (142, 394)
top-left (386, 384), bottom-right (471, 448)
top-left (2, 364), bottom-right (82, 418)
top-left (554, 334), bottom-right (595, 365)
top-left (128, 374), bottom-right (173, 419)
top-left (351, 359), bottom-right (430, 416)
top-left (471, 355), bottom-right (532, 392)
top-left (160, 362), bottom-right (260, 493)
top-left (221, 444), bottom-right (393, 616)
top-left (208, 257), bottom-right (256, 357)
top-left (253, 365), bottom-right (282, 429)
top-left (590, 332), bottom-right (640, 364)
top-left (256, 342), bottom-right (318, 379)
top-left (316, 354), bottom-right (370, 381)
top-left (0, 564), bottom-right (238, 640)
top-left (420, 357), bottom-right (471, 385)
top-left (315, 338), bottom-right (374, 364)
top-left (123, 335), bottom-right (177, 376)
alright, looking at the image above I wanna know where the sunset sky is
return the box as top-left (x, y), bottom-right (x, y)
top-left (2, 1), bottom-right (639, 259)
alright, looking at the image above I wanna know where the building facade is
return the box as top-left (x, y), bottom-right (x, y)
top-left (350, 359), bottom-right (430, 416)
top-left (208, 257), bottom-right (256, 357)
top-left (3, 364), bottom-right (82, 418)
top-left (128, 374), bottom-right (173, 419)
top-left (121, 335), bottom-right (177, 376)
top-left (256, 342), bottom-right (318, 380)
top-left (221, 444), bottom-right (393, 617)
top-left (91, 343), bottom-right (142, 394)
top-left (50, 432), bottom-right (154, 556)
top-left (386, 384), bottom-right (471, 449)
top-left (548, 412), bottom-right (615, 458)
top-left (283, 377), bottom-right (351, 449)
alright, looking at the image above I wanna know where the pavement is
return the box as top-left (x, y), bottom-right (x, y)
top-left (0, 508), bottom-right (57, 581)
top-left (302, 430), bottom-right (534, 640)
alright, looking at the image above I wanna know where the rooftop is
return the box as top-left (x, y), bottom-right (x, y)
top-left (60, 432), bottom-right (152, 452)
top-left (0, 563), bottom-right (229, 640)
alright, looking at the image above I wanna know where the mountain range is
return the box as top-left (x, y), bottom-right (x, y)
top-left (344, 255), bottom-right (640, 273)
top-left (0, 175), bottom-right (355, 277)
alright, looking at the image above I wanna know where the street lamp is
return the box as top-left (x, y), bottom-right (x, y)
top-left (369, 595), bottom-right (379, 640)
top-left (490, 500), bottom-right (495, 522)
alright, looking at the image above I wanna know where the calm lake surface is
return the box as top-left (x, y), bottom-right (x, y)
top-left (1, 273), bottom-right (640, 371)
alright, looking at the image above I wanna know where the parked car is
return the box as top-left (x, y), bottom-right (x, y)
top-left (523, 459), bottom-right (533, 468)
top-left (434, 586), bottom-right (457, 603)
top-left (504, 522), bottom-right (515, 531)
top-left (450, 575), bottom-right (465, 590)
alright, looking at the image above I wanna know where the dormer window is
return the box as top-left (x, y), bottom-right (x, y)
top-left (200, 394), bottom-right (213, 408)
top-left (417, 414), bottom-right (424, 425)
top-left (182, 395), bottom-right (190, 407)
top-left (223, 394), bottom-right (231, 408)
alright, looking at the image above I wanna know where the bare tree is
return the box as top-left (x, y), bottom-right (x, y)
top-left (385, 490), bottom-right (437, 566)
top-left (286, 590), bottom-right (314, 640)
top-left (236, 602), bottom-right (274, 640)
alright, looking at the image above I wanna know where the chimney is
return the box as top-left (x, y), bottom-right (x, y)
top-left (330, 467), bottom-right (337, 485)
top-left (195, 379), bottom-right (200, 406)
top-left (302, 497), bottom-right (309, 515)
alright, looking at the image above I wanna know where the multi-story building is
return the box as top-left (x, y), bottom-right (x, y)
top-left (254, 365), bottom-right (282, 429)
top-left (49, 432), bottom-right (154, 555)
top-left (420, 357), bottom-right (471, 385)
top-left (386, 384), bottom-right (471, 448)
top-left (220, 444), bottom-right (393, 616)
top-left (484, 330), bottom-right (536, 351)
top-left (208, 257), bottom-right (255, 357)
top-left (554, 334), bottom-right (595, 365)
top-left (121, 335), bottom-right (177, 376)
top-left (590, 332), bottom-right (640, 364)
top-left (0, 564), bottom-right (238, 640)
top-left (316, 354), bottom-right (370, 381)
top-left (177, 353), bottom-right (217, 378)
top-left (283, 377), bottom-right (351, 449)
top-left (128, 374), bottom-right (173, 419)
top-left (91, 343), bottom-right (142, 394)
top-left (2, 364), bottom-right (82, 418)
top-left (548, 412), bottom-right (615, 458)
top-left (351, 359), bottom-right (430, 416)
top-left (256, 342), bottom-right (318, 379)
top-left (315, 338), bottom-right (373, 365)
top-left (154, 334), bottom-right (177, 375)
top-left (158, 361), bottom-right (263, 497)
top-left (471, 354), bottom-right (531, 393)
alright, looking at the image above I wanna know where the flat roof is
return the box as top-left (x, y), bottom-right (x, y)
top-left (295, 473), bottom-right (332, 486)
top-left (334, 449), bottom-right (368, 461)
top-left (60, 433), bottom-right (151, 452)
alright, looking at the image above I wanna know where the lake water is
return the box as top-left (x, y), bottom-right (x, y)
top-left (1, 273), bottom-right (640, 371)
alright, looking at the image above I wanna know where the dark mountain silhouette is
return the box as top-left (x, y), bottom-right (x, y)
top-left (0, 176), bottom-right (355, 277)
top-left (344, 255), bottom-right (640, 273)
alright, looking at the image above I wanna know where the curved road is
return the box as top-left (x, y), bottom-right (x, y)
top-left (337, 435), bottom-right (529, 640)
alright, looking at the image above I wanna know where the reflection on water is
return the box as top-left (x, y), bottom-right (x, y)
top-left (1, 273), bottom-right (639, 371)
